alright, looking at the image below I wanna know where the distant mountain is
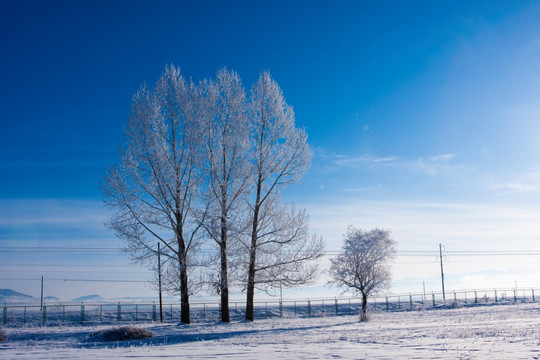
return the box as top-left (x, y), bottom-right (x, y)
top-left (72, 294), bottom-right (104, 302)
top-left (117, 295), bottom-right (175, 302)
top-left (44, 296), bottom-right (60, 302)
top-left (0, 289), bottom-right (171, 305)
top-left (0, 289), bottom-right (34, 298)
top-left (0, 289), bottom-right (37, 304)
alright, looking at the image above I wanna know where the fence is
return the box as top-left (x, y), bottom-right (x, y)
top-left (2, 287), bottom-right (538, 326)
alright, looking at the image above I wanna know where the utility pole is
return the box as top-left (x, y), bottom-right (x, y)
top-left (158, 242), bottom-right (163, 323)
top-left (439, 243), bottom-right (446, 305)
top-left (40, 275), bottom-right (44, 311)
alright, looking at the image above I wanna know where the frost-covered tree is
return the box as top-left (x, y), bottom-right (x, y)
top-left (329, 227), bottom-right (396, 322)
top-left (242, 197), bottom-right (324, 297)
top-left (104, 66), bottom-right (320, 324)
top-left (102, 65), bottom-right (203, 324)
top-left (244, 72), bottom-right (322, 321)
top-left (198, 68), bottom-right (250, 322)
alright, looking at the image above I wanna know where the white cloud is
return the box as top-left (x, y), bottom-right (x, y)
top-left (409, 154), bottom-right (465, 177)
top-left (303, 199), bottom-right (540, 250)
top-left (329, 154), bottom-right (397, 168)
top-left (316, 149), bottom-right (468, 178)
top-left (490, 171), bottom-right (540, 194)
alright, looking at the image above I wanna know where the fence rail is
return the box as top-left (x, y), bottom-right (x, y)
top-left (2, 287), bottom-right (538, 326)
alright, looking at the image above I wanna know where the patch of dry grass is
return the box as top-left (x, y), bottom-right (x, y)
top-left (94, 326), bottom-right (153, 342)
top-left (0, 328), bottom-right (7, 342)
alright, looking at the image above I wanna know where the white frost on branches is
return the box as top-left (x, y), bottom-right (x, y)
top-left (103, 65), bottom-right (323, 324)
top-left (329, 227), bottom-right (396, 321)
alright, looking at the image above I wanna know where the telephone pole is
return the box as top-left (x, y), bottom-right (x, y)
top-left (158, 242), bottom-right (163, 323)
top-left (439, 243), bottom-right (446, 305)
top-left (40, 275), bottom-right (44, 311)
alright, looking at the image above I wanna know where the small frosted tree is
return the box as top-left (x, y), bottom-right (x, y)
top-left (329, 227), bottom-right (396, 321)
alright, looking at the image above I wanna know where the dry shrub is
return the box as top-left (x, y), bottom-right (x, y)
top-left (97, 326), bottom-right (152, 342)
top-left (0, 328), bottom-right (7, 342)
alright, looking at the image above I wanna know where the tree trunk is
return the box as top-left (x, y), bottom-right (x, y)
top-left (218, 182), bottom-right (231, 322)
top-left (360, 291), bottom-right (368, 322)
top-left (245, 245), bottom-right (257, 321)
top-left (179, 259), bottom-right (190, 324)
top-left (220, 239), bottom-right (230, 322)
top-left (176, 216), bottom-right (191, 324)
top-left (245, 181), bottom-right (262, 321)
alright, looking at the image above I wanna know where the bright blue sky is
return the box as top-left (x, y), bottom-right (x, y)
top-left (2, 0), bottom-right (540, 301)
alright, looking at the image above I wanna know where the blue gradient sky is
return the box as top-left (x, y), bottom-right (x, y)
top-left (2, 0), bottom-right (540, 301)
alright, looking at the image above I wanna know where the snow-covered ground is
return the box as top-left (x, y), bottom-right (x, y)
top-left (1, 302), bottom-right (540, 359)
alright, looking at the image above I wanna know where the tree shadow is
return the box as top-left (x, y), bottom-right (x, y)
top-left (80, 320), bottom-right (360, 349)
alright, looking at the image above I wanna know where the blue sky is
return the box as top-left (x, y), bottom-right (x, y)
top-left (2, 0), bottom-right (540, 301)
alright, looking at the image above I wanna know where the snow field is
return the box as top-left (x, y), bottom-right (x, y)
top-left (1, 302), bottom-right (540, 359)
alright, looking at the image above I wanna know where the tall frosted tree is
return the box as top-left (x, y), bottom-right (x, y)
top-left (104, 65), bottom-right (320, 324)
top-left (199, 68), bottom-right (250, 322)
top-left (102, 65), bottom-right (203, 324)
top-left (244, 72), bottom-right (322, 321)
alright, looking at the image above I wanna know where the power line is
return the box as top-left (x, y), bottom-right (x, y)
top-left (0, 278), bottom-right (151, 283)
top-left (0, 263), bottom-right (143, 267)
top-left (3, 246), bottom-right (540, 256)
top-left (0, 246), bottom-right (122, 253)
top-left (0, 269), bottom-right (150, 274)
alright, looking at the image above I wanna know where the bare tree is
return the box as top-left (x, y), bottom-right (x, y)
top-left (102, 65), bottom-right (203, 324)
top-left (329, 227), bottom-right (396, 321)
top-left (198, 68), bottom-right (250, 322)
top-left (244, 72), bottom-right (320, 321)
top-left (241, 197), bottom-right (324, 294)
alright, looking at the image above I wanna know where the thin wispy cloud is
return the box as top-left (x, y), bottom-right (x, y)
top-left (339, 187), bottom-right (378, 193)
top-left (333, 155), bottom-right (396, 167)
top-left (410, 154), bottom-right (464, 177)
top-left (316, 149), bottom-right (467, 178)
top-left (490, 171), bottom-right (540, 194)
top-left (0, 199), bottom-right (110, 227)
